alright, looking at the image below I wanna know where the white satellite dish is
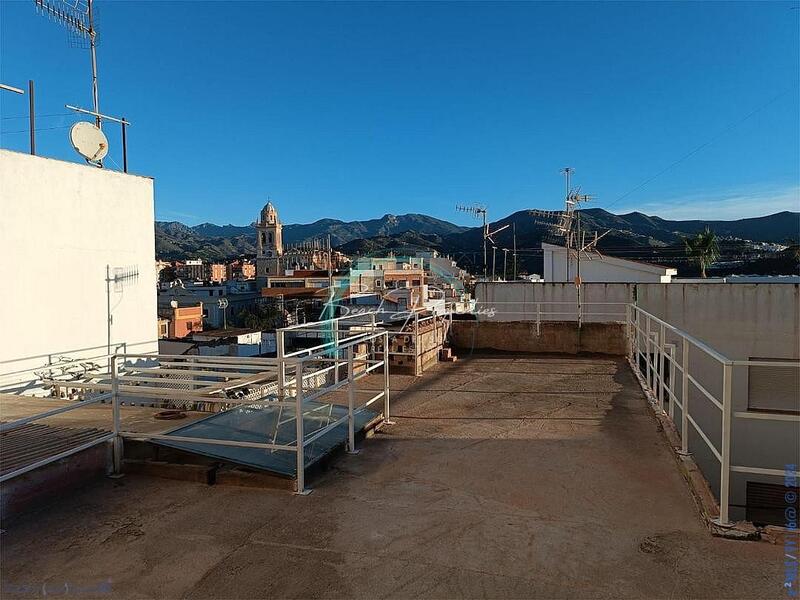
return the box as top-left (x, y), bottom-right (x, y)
top-left (69, 121), bottom-right (109, 162)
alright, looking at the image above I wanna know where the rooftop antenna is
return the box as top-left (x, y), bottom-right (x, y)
top-left (531, 168), bottom-right (598, 279)
top-left (456, 204), bottom-right (488, 279)
top-left (34, 0), bottom-right (101, 129)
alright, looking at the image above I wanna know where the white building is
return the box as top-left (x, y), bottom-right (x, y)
top-left (542, 242), bottom-right (676, 283)
top-left (0, 150), bottom-right (158, 383)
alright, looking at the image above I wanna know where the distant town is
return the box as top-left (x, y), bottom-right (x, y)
top-left (1, 1), bottom-right (798, 598)
top-left (153, 198), bottom-right (799, 349)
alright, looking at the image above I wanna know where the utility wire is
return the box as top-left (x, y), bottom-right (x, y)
top-left (603, 88), bottom-right (793, 211)
top-left (1, 112), bottom-right (73, 120)
top-left (0, 124), bottom-right (73, 135)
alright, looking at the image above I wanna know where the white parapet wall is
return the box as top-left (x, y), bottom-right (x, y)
top-left (0, 150), bottom-right (158, 383)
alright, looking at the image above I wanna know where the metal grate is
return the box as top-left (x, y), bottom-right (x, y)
top-left (1, 421), bottom-right (108, 477)
top-left (746, 481), bottom-right (799, 526)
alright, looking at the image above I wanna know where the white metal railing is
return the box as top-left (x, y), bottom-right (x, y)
top-left (0, 341), bottom-right (158, 483)
top-left (0, 334), bottom-right (391, 494)
top-left (627, 304), bottom-right (800, 525)
top-left (466, 300), bottom-right (629, 332)
top-left (278, 311), bottom-right (451, 375)
top-left (116, 331), bottom-right (390, 494)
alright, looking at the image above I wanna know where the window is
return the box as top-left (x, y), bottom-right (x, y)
top-left (748, 357), bottom-right (800, 414)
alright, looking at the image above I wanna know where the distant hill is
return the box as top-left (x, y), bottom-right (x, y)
top-left (156, 209), bottom-right (800, 275)
top-left (331, 209), bottom-right (800, 276)
top-left (155, 213), bottom-right (468, 260)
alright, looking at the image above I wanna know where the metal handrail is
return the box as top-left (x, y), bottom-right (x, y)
top-left (626, 303), bottom-right (800, 526)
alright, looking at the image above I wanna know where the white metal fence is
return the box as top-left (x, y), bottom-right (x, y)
top-left (627, 304), bottom-right (800, 525)
top-left (0, 332), bottom-right (390, 494)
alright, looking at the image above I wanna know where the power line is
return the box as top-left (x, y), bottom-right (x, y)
top-left (603, 88), bottom-right (793, 211)
top-left (1, 112), bottom-right (72, 120)
top-left (0, 124), bottom-right (73, 135)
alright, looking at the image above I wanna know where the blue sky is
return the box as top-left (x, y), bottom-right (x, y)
top-left (1, 1), bottom-right (798, 226)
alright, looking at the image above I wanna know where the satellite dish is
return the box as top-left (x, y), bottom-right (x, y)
top-left (69, 121), bottom-right (109, 162)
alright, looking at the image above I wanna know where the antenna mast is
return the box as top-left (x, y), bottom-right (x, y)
top-left (456, 204), bottom-right (488, 279)
top-left (35, 0), bottom-right (101, 128)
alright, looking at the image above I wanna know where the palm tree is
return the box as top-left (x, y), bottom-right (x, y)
top-left (683, 227), bottom-right (720, 278)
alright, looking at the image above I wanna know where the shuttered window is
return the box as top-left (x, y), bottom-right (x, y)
top-left (748, 358), bottom-right (800, 414)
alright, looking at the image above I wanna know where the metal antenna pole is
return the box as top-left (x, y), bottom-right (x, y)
top-left (28, 80), bottom-right (36, 155)
top-left (482, 212), bottom-right (487, 280)
top-left (562, 167), bottom-right (573, 281)
top-left (513, 223), bottom-right (517, 280)
top-left (88, 0), bottom-right (100, 128)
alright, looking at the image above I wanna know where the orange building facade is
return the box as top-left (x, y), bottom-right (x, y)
top-left (168, 305), bottom-right (203, 338)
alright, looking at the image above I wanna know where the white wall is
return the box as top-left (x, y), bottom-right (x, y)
top-left (474, 281), bottom-right (633, 322)
top-left (0, 150), bottom-right (157, 382)
top-left (543, 243), bottom-right (674, 283)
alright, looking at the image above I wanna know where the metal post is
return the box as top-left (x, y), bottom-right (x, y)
top-left (667, 344), bottom-right (676, 420)
top-left (295, 360), bottom-right (310, 495)
top-left (645, 316), bottom-right (651, 392)
top-left (106, 265), bottom-right (112, 375)
top-left (333, 319), bottom-right (340, 384)
top-left (681, 338), bottom-right (690, 454)
top-left (536, 302), bottom-right (541, 336)
top-left (88, 0), bottom-right (100, 129)
top-left (718, 362), bottom-right (733, 525)
top-left (28, 80), bottom-right (35, 155)
top-left (276, 329), bottom-right (285, 398)
top-left (658, 323), bottom-right (666, 411)
top-left (383, 331), bottom-right (393, 424)
top-left (121, 118), bottom-right (128, 172)
top-left (347, 346), bottom-right (358, 454)
top-left (635, 309), bottom-right (641, 371)
top-left (536, 302), bottom-right (542, 337)
top-left (111, 355), bottom-right (122, 475)
top-left (414, 312), bottom-right (420, 376)
top-left (625, 304), bottom-right (631, 360)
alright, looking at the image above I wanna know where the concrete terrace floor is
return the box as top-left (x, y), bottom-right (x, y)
top-left (0, 354), bottom-right (784, 599)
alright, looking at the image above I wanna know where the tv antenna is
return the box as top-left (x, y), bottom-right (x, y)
top-left (35, 0), bottom-right (101, 128)
top-left (456, 204), bottom-right (489, 279)
top-left (530, 168), bottom-right (605, 280)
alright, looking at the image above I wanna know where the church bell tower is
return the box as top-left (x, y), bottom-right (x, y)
top-left (254, 201), bottom-right (283, 287)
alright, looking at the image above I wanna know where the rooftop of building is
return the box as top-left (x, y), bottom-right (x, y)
top-left (0, 353), bottom-right (782, 598)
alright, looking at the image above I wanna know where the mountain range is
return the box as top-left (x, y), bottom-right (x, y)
top-left (155, 213), bottom-right (467, 260)
top-left (155, 209), bottom-right (799, 274)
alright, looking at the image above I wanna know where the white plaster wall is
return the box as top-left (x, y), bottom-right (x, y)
top-left (543, 245), bottom-right (669, 283)
top-left (475, 281), bottom-right (634, 322)
top-left (0, 150), bottom-right (157, 383)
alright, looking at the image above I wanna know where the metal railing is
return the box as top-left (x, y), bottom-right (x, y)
top-left (467, 300), bottom-right (629, 331)
top-left (0, 342), bottom-right (156, 483)
top-left (0, 334), bottom-right (390, 494)
top-left (627, 304), bottom-right (800, 525)
top-left (278, 310), bottom-right (451, 375)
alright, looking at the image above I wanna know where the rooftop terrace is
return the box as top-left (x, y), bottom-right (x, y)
top-left (0, 353), bottom-right (784, 599)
